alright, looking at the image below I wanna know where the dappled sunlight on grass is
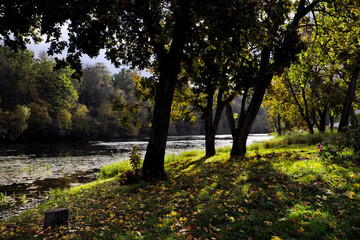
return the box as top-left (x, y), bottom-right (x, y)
top-left (0, 145), bottom-right (359, 239)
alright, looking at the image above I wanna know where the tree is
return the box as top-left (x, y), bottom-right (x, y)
top-left (34, 55), bottom-right (78, 115)
top-left (224, 0), bottom-right (324, 156)
top-left (4, 105), bottom-right (31, 141)
top-left (1, 0), bottom-right (327, 177)
top-left (0, 46), bottom-right (37, 110)
top-left (316, 1), bottom-right (360, 131)
top-left (27, 100), bottom-right (52, 129)
top-left (79, 63), bottom-right (114, 114)
top-left (181, 46), bottom-right (237, 156)
top-left (71, 104), bottom-right (90, 138)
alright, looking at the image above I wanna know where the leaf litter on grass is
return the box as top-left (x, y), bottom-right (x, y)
top-left (0, 146), bottom-right (359, 239)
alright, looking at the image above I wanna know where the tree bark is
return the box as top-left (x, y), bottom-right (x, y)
top-left (317, 107), bottom-right (327, 132)
top-left (339, 65), bottom-right (360, 131)
top-left (226, 103), bottom-right (236, 138)
top-left (231, 48), bottom-right (272, 156)
top-left (275, 113), bottom-right (282, 136)
top-left (204, 89), bottom-right (228, 157)
top-left (329, 115), bottom-right (334, 131)
top-left (142, 67), bottom-right (178, 179)
top-left (141, 3), bottom-right (189, 180)
top-left (203, 89), bottom-right (216, 157)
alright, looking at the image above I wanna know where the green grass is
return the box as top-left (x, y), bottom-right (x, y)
top-left (249, 131), bottom-right (338, 150)
top-left (1, 139), bottom-right (360, 239)
top-left (98, 160), bottom-right (131, 179)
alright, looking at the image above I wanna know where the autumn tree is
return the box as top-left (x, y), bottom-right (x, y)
top-left (222, 0), bottom-right (327, 156)
top-left (315, 1), bottom-right (360, 131)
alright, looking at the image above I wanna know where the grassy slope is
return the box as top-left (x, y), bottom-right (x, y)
top-left (1, 142), bottom-right (360, 239)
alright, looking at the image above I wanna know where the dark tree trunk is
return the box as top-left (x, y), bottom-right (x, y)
top-left (286, 79), bottom-right (314, 134)
top-left (231, 48), bottom-right (272, 156)
top-left (141, 4), bottom-right (189, 180)
top-left (275, 113), bottom-right (282, 136)
top-left (203, 89), bottom-right (227, 157)
top-left (142, 68), bottom-right (178, 179)
top-left (329, 115), bottom-right (334, 131)
top-left (226, 103), bottom-right (236, 138)
top-left (44, 208), bottom-right (68, 229)
top-left (317, 107), bottom-right (327, 132)
top-left (203, 89), bottom-right (216, 157)
top-left (339, 65), bottom-right (360, 131)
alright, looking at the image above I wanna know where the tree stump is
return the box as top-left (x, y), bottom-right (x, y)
top-left (44, 208), bottom-right (69, 229)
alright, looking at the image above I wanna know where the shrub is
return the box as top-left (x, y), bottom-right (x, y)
top-left (318, 126), bottom-right (360, 162)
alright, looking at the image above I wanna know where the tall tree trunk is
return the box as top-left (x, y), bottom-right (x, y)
top-left (339, 65), bottom-right (360, 131)
top-left (226, 103), bottom-right (236, 138)
top-left (231, 48), bottom-right (272, 156)
top-left (204, 89), bottom-right (228, 157)
top-left (142, 66), bottom-right (179, 179)
top-left (286, 79), bottom-right (314, 134)
top-left (329, 115), bottom-right (334, 131)
top-left (142, 4), bottom-right (189, 180)
top-left (203, 89), bottom-right (216, 157)
top-left (275, 113), bottom-right (282, 136)
top-left (317, 107), bottom-right (327, 132)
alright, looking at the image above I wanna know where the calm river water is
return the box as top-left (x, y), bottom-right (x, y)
top-left (0, 134), bottom-right (273, 220)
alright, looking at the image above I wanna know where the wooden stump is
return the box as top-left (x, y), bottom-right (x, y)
top-left (44, 208), bottom-right (69, 229)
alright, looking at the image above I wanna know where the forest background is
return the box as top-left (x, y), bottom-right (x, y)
top-left (0, 47), bottom-right (269, 142)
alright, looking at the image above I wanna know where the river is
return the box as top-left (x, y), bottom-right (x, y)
top-left (0, 134), bottom-right (273, 221)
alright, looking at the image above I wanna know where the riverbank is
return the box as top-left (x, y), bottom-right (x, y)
top-left (0, 134), bottom-right (274, 220)
top-left (1, 139), bottom-right (359, 239)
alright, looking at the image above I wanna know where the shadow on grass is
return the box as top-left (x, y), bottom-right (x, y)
top-left (1, 149), bottom-right (359, 240)
top-left (164, 151), bottom-right (360, 239)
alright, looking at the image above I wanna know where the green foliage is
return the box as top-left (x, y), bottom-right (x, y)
top-left (35, 57), bottom-right (78, 114)
top-left (4, 105), bottom-right (31, 140)
top-left (56, 109), bottom-right (72, 132)
top-left (129, 146), bottom-right (141, 171)
top-left (71, 104), bottom-right (90, 137)
top-left (318, 126), bottom-right (360, 162)
top-left (27, 100), bottom-right (52, 129)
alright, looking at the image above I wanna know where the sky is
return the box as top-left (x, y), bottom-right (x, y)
top-left (27, 41), bottom-right (123, 74)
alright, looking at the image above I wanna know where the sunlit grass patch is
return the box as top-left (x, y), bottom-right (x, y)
top-left (98, 160), bottom-right (131, 179)
top-left (1, 144), bottom-right (360, 239)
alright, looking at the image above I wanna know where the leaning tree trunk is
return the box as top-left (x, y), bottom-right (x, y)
top-left (142, 66), bottom-right (179, 179)
top-left (226, 103), bottom-right (237, 138)
top-left (339, 65), bottom-right (360, 131)
top-left (231, 48), bottom-right (272, 156)
top-left (231, 77), bottom-right (272, 156)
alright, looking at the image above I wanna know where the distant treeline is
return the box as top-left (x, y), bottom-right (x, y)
top-left (0, 46), bottom-right (270, 142)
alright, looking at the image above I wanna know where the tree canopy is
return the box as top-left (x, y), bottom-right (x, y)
top-left (3, 0), bottom-right (359, 180)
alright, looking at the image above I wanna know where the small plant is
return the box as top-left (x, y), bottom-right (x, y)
top-left (119, 146), bottom-right (143, 185)
top-left (21, 194), bottom-right (27, 204)
top-left (44, 164), bottom-right (51, 171)
top-left (129, 146), bottom-right (141, 170)
top-left (0, 192), bottom-right (8, 206)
